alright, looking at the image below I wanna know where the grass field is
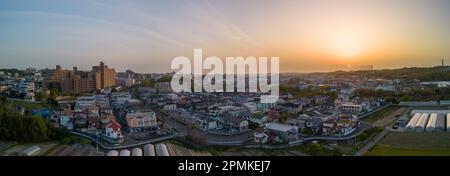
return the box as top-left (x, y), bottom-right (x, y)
top-left (366, 132), bottom-right (450, 156)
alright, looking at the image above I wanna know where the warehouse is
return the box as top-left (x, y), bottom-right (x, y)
top-left (106, 150), bottom-right (119, 156)
top-left (425, 113), bottom-right (437, 132)
top-left (435, 114), bottom-right (446, 131)
top-left (406, 113), bottom-right (421, 130)
top-left (155, 143), bottom-right (170, 156)
top-left (119, 150), bottom-right (131, 156)
top-left (143, 144), bottom-right (156, 156)
top-left (415, 113), bottom-right (429, 132)
top-left (132, 148), bottom-right (143, 156)
top-left (447, 114), bottom-right (450, 131)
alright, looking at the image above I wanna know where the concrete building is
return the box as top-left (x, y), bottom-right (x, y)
top-left (92, 61), bottom-right (116, 90)
top-left (338, 104), bottom-right (362, 114)
top-left (265, 123), bottom-right (299, 143)
top-left (163, 103), bottom-right (177, 111)
top-left (126, 111), bottom-right (157, 130)
top-left (46, 62), bottom-right (115, 93)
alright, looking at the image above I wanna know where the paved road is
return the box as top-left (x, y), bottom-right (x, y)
top-left (353, 128), bottom-right (390, 156)
top-left (159, 110), bottom-right (253, 144)
top-left (303, 123), bottom-right (372, 142)
top-left (69, 131), bottom-right (178, 150)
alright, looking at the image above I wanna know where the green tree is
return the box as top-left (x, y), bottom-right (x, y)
top-left (49, 88), bottom-right (60, 99)
top-left (158, 76), bottom-right (172, 83)
top-left (0, 95), bottom-right (6, 103)
top-left (306, 143), bottom-right (326, 156)
top-left (35, 91), bottom-right (47, 101)
top-left (142, 79), bottom-right (155, 87)
top-left (0, 102), bottom-right (64, 142)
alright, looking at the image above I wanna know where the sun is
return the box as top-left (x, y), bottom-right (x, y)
top-left (330, 31), bottom-right (365, 60)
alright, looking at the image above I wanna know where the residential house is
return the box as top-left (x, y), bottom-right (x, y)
top-left (59, 109), bottom-right (74, 130)
top-left (322, 119), bottom-right (337, 135)
top-left (163, 103), bottom-right (177, 111)
top-left (104, 119), bottom-right (124, 144)
top-left (253, 128), bottom-right (269, 144)
top-left (305, 118), bottom-right (323, 135)
top-left (221, 115), bottom-right (249, 133)
top-left (249, 113), bottom-right (268, 127)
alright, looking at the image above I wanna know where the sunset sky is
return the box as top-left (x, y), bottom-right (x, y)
top-left (1, 0), bottom-right (450, 73)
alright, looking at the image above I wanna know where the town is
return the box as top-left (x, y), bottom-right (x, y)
top-left (3, 62), bottom-right (450, 156)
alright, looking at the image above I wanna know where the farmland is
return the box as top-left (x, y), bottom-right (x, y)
top-left (366, 132), bottom-right (450, 156)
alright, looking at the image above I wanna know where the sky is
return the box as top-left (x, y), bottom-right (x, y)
top-left (1, 0), bottom-right (450, 73)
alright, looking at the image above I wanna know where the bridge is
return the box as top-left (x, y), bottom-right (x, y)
top-left (68, 131), bottom-right (179, 150)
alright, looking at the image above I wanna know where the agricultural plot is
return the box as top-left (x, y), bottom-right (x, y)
top-left (366, 132), bottom-right (450, 156)
top-left (0, 142), bottom-right (58, 156)
top-left (48, 144), bottom-right (104, 156)
top-left (166, 143), bottom-right (211, 156)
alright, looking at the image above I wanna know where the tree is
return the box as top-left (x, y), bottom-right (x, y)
top-left (47, 88), bottom-right (60, 108)
top-left (35, 91), bottom-right (47, 101)
top-left (49, 88), bottom-right (60, 99)
top-left (142, 79), bottom-right (155, 87)
top-left (158, 76), bottom-right (172, 83)
top-left (306, 143), bottom-right (326, 156)
top-left (0, 95), bottom-right (6, 103)
top-left (0, 102), bottom-right (64, 142)
top-left (300, 128), bottom-right (313, 136)
top-left (280, 112), bottom-right (288, 122)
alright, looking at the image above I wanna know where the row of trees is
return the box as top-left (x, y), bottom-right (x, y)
top-left (326, 66), bottom-right (450, 82)
top-left (280, 84), bottom-right (338, 100)
top-left (0, 99), bottom-right (67, 142)
top-left (354, 87), bottom-right (450, 103)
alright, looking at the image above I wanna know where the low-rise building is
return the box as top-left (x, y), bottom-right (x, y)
top-left (104, 119), bottom-right (124, 144)
top-left (338, 104), bottom-right (362, 114)
top-left (265, 123), bottom-right (299, 143)
top-left (126, 111), bottom-right (158, 131)
top-left (59, 109), bottom-right (74, 130)
top-left (253, 128), bottom-right (268, 144)
top-left (221, 115), bottom-right (249, 132)
top-left (163, 103), bottom-right (177, 111)
top-left (249, 113), bottom-right (268, 127)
